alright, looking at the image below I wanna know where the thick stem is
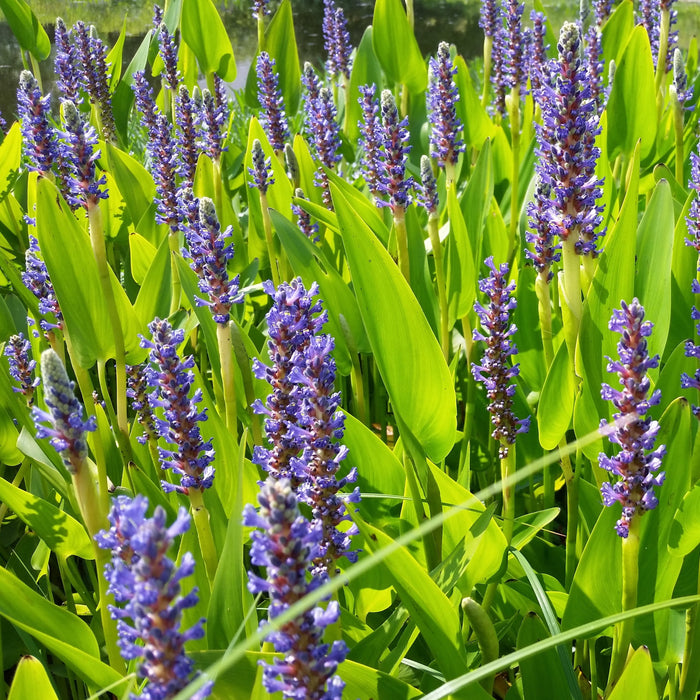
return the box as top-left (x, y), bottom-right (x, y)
top-left (655, 9), bottom-right (671, 98)
top-left (564, 449), bottom-right (579, 589)
top-left (508, 87), bottom-right (521, 245)
top-left (560, 237), bottom-right (582, 360)
top-left (535, 271), bottom-right (554, 369)
top-left (260, 192), bottom-right (280, 287)
top-left (350, 351), bottom-right (367, 425)
top-left (257, 16), bottom-right (265, 50)
top-left (481, 37), bottom-right (493, 109)
top-left (428, 213), bottom-right (450, 360)
top-left (673, 96), bottom-right (685, 185)
top-left (606, 513), bottom-right (641, 693)
top-left (168, 228), bottom-right (182, 314)
top-left (500, 445), bottom-right (516, 545)
top-left (216, 322), bottom-right (238, 439)
top-left (188, 488), bottom-right (218, 586)
top-left (87, 204), bottom-right (127, 438)
top-left (394, 208), bottom-right (411, 284)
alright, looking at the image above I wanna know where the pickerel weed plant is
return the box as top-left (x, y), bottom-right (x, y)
top-left (2, 2), bottom-right (700, 700)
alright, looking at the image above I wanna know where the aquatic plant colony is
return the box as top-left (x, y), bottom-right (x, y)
top-left (2, 0), bottom-right (700, 697)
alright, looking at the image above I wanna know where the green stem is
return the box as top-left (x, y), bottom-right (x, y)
top-left (87, 204), bottom-right (127, 438)
top-left (428, 213), bottom-right (450, 360)
top-left (0, 459), bottom-right (30, 523)
top-left (216, 322), bottom-right (238, 439)
top-left (461, 597), bottom-right (499, 694)
top-left (564, 448), bottom-right (578, 589)
top-left (257, 15), bottom-right (265, 51)
top-left (508, 86), bottom-right (521, 245)
top-left (678, 558), bottom-right (700, 700)
top-left (260, 192), bottom-right (280, 287)
top-left (560, 237), bottom-right (582, 360)
top-left (673, 95), bottom-right (685, 185)
top-left (606, 513), bottom-right (641, 693)
top-left (500, 445), bottom-right (516, 545)
top-left (535, 271), bottom-right (554, 370)
top-left (655, 9), bottom-right (670, 98)
top-left (481, 37), bottom-right (493, 109)
top-left (405, 0), bottom-right (414, 29)
top-left (229, 321), bottom-right (263, 446)
top-left (168, 228), bottom-right (182, 314)
top-left (394, 208), bottom-right (411, 284)
top-left (189, 488), bottom-right (218, 585)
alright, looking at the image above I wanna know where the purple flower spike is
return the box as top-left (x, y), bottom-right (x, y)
top-left (60, 100), bottom-right (108, 209)
top-left (526, 174), bottom-right (560, 281)
top-left (323, 0), bottom-right (353, 84)
top-left (4, 333), bottom-right (40, 400)
top-left (599, 299), bottom-right (666, 538)
top-left (427, 42), bottom-right (465, 169)
top-left (248, 139), bottom-right (275, 194)
top-left (357, 84), bottom-right (386, 199)
top-left (17, 71), bottom-right (58, 176)
top-left (157, 22), bottom-right (181, 92)
top-left (672, 49), bottom-right (693, 107)
top-left (32, 349), bottom-right (96, 473)
top-left (131, 70), bottom-right (159, 137)
top-left (479, 0), bottom-right (501, 38)
top-left (529, 11), bottom-right (549, 96)
top-left (54, 18), bottom-right (81, 102)
top-left (96, 495), bottom-right (213, 700)
top-left (685, 151), bottom-right (700, 253)
top-left (251, 278), bottom-right (326, 483)
top-left (256, 52), bottom-right (290, 154)
top-left (181, 194), bottom-right (243, 324)
top-left (22, 235), bottom-right (63, 333)
top-left (152, 4), bottom-right (164, 28)
top-left (501, 0), bottom-right (528, 97)
top-left (681, 279), bottom-right (700, 417)
top-left (490, 25), bottom-right (508, 117)
top-left (536, 22), bottom-right (605, 257)
top-left (593, 0), bottom-right (613, 26)
top-left (472, 257), bottom-right (530, 458)
top-left (174, 85), bottom-right (199, 187)
top-left (417, 155), bottom-right (439, 216)
top-left (201, 84), bottom-right (228, 161)
top-left (292, 188), bottom-right (320, 242)
top-left (585, 26), bottom-right (605, 113)
top-left (150, 113), bottom-right (180, 231)
top-left (126, 362), bottom-right (158, 445)
top-left (243, 478), bottom-right (347, 699)
top-left (306, 87), bottom-right (341, 207)
top-left (252, 0), bottom-right (270, 19)
top-left (380, 89), bottom-right (413, 212)
top-left (141, 319), bottom-right (215, 494)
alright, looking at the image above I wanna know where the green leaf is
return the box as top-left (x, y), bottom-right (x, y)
top-left (0, 567), bottom-right (124, 691)
top-left (606, 25), bottom-right (658, 160)
top-left (372, 0), bottom-right (428, 94)
top-left (454, 60), bottom-right (494, 150)
top-left (460, 139), bottom-right (494, 267)
top-left (601, 0), bottom-right (635, 66)
top-left (105, 18), bottom-right (127, 90)
top-left (0, 0), bottom-right (50, 59)
top-left (134, 234), bottom-right (172, 326)
top-left (538, 342), bottom-right (575, 450)
top-left (0, 122), bottom-right (21, 198)
top-left (181, 0), bottom-right (236, 80)
top-left (635, 179), bottom-right (674, 365)
top-left (105, 143), bottom-right (156, 227)
top-left (331, 182), bottom-right (457, 462)
top-left (445, 184), bottom-right (476, 327)
top-left (7, 656), bottom-right (59, 700)
top-left (668, 482), bottom-right (700, 558)
top-left (606, 647), bottom-right (659, 700)
top-left (0, 478), bottom-right (93, 559)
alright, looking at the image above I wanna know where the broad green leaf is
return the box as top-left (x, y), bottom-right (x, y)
top-left (346, 27), bottom-right (384, 143)
top-left (0, 477), bottom-right (93, 559)
top-left (7, 656), bottom-right (58, 700)
top-left (601, 0), bottom-right (635, 66)
top-left (372, 0), bottom-right (428, 94)
top-left (461, 138), bottom-right (494, 267)
top-left (0, 122), bottom-right (21, 198)
top-left (181, 0), bottom-right (236, 80)
top-left (668, 482), bottom-right (700, 558)
top-left (445, 184), bottom-right (476, 327)
top-left (454, 58), bottom-right (494, 150)
top-left (635, 179), bottom-right (674, 365)
top-left (606, 26), bottom-right (657, 160)
top-left (538, 342), bottom-right (575, 450)
top-left (517, 614), bottom-right (573, 700)
top-left (105, 18), bottom-right (126, 89)
top-left (0, 567), bottom-right (123, 691)
top-left (129, 232), bottom-right (157, 286)
top-left (134, 234), bottom-right (172, 326)
top-left (0, 0), bottom-right (50, 59)
top-left (112, 30), bottom-right (153, 139)
top-left (106, 143), bottom-right (156, 228)
top-left (332, 182), bottom-right (457, 462)
top-left (0, 406), bottom-right (21, 464)
top-left (606, 647), bottom-right (658, 700)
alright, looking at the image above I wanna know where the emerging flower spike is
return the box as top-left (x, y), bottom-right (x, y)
top-left (4, 333), bottom-right (40, 401)
top-left (323, 0), bottom-right (353, 83)
top-left (672, 48), bottom-right (693, 107)
top-left (285, 144), bottom-right (300, 187)
top-left (251, 278), bottom-right (326, 483)
top-left (17, 70), bottom-right (58, 176)
top-left (181, 193), bottom-right (243, 324)
top-left (32, 349), bottom-right (96, 473)
top-left (126, 363), bottom-right (158, 445)
top-left (251, 0), bottom-right (270, 19)
top-left (22, 235), bottom-right (63, 333)
top-left (152, 3), bottom-right (164, 28)
top-left (59, 100), bottom-right (108, 209)
top-left (536, 22), bottom-right (605, 257)
top-left (95, 495), bottom-right (213, 700)
top-left (292, 188), bottom-right (320, 241)
top-left (417, 155), bottom-right (439, 216)
top-left (243, 478), bottom-right (347, 699)
top-left (256, 52), bottom-right (290, 154)
top-left (54, 18), bottom-right (81, 102)
top-left (357, 84), bottom-right (386, 199)
top-left (427, 42), bottom-right (465, 169)
top-left (248, 139), bottom-right (275, 194)
top-left (472, 257), bottom-right (530, 458)
top-left (157, 22), bottom-right (181, 92)
top-left (599, 299), bottom-right (666, 538)
top-left (174, 85), bottom-right (199, 187)
top-left (380, 89), bottom-right (413, 211)
top-left (141, 318), bottom-right (215, 494)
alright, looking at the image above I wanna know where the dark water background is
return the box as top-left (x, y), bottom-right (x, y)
top-left (0, 1), bottom-right (698, 123)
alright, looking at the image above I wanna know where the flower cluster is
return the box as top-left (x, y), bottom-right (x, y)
top-left (305, 86), bottom-right (342, 206)
top-left (533, 22), bottom-right (605, 258)
top-left (501, 0), bottom-right (528, 97)
top-left (32, 349), bottom-right (96, 473)
top-left (357, 84), bottom-right (386, 199)
top-left (201, 79), bottom-right (228, 161)
top-left (526, 174), bottom-right (561, 281)
top-left (174, 85), bottom-right (199, 186)
top-left (140, 318), bottom-right (215, 494)
top-left (593, 0), bottom-right (613, 26)
top-left (427, 42), bottom-right (465, 169)
top-left (157, 21), bottom-right (181, 92)
top-left (17, 71), bottom-right (58, 176)
top-left (529, 10), bottom-right (549, 96)
top-left (472, 257), bottom-right (530, 458)
top-left (4, 333), bottom-right (39, 401)
top-left (672, 48), bottom-right (693, 107)
top-left (243, 478), bottom-right (347, 699)
top-left (248, 139), bottom-right (275, 194)
top-left (479, 0), bottom-right (501, 38)
top-left (292, 188), bottom-right (320, 241)
top-left (417, 155), bottom-right (439, 217)
top-left (22, 235), bottom-right (64, 333)
top-left (256, 52), bottom-right (290, 154)
top-left (379, 89), bottom-right (413, 211)
top-left (126, 362), bottom-right (158, 445)
top-left (95, 495), bottom-right (212, 700)
top-left (54, 18), bottom-right (81, 102)
top-left (322, 0), bottom-right (353, 83)
top-left (180, 192), bottom-right (243, 324)
top-left (585, 26), bottom-right (605, 114)
top-left (252, 0), bottom-right (270, 19)
top-left (599, 300), bottom-right (666, 538)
